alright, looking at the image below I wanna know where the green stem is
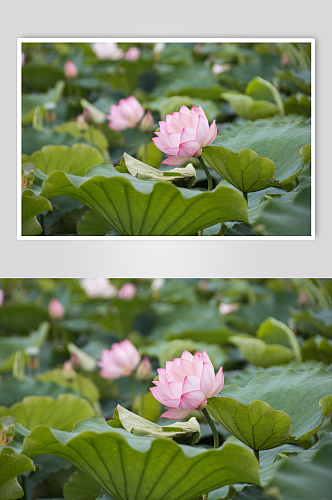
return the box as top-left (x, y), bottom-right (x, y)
top-left (198, 156), bottom-right (213, 191)
top-left (130, 375), bottom-right (136, 410)
top-left (202, 494), bottom-right (209, 500)
top-left (202, 408), bottom-right (219, 449)
top-left (135, 127), bottom-right (140, 157)
top-left (243, 192), bottom-right (248, 203)
top-left (76, 372), bottom-right (84, 398)
top-left (144, 132), bottom-right (148, 163)
top-left (254, 449), bottom-right (259, 463)
top-left (140, 381), bottom-right (145, 417)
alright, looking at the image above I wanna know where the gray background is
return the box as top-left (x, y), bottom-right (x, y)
top-left (2, 0), bottom-right (330, 277)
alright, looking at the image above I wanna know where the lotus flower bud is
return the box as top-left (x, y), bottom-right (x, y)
top-left (83, 107), bottom-right (92, 121)
top-left (150, 350), bottom-right (224, 419)
top-left (98, 339), bottom-right (141, 379)
top-left (282, 54), bottom-right (291, 67)
top-left (63, 360), bottom-right (75, 380)
top-left (298, 291), bottom-right (309, 307)
top-left (92, 42), bottom-right (123, 60)
top-left (153, 43), bottom-right (165, 56)
top-left (118, 283), bottom-right (137, 300)
top-left (152, 105), bottom-right (217, 166)
top-left (124, 47), bottom-right (141, 61)
top-left (107, 96), bottom-right (144, 131)
top-left (218, 302), bottom-right (238, 315)
top-left (136, 356), bottom-right (152, 381)
top-left (212, 63), bottom-right (228, 75)
top-left (81, 278), bottom-right (117, 299)
top-left (0, 289), bottom-right (4, 306)
top-left (64, 60), bottom-right (78, 79)
top-left (140, 111), bottom-right (154, 132)
top-left (76, 113), bottom-right (88, 131)
top-left (48, 298), bottom-right (65, 320)
top-left (151, 278), bottom-right (165, 295)
top-left (21, 53), bottom-right (25, 66)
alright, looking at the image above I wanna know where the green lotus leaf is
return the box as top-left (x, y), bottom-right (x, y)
top-left (221, 93), bottom-right (279, 121)
top-left (19, 415), bottom-right (260, 500)
top-left (301, 336), bottom-right (332, 364)
top-left (23, 144), bottom-right (105, 176)
top-left (232, 485), bottom-right (273, 500)
top-left (284, 93), bottom-right (311, 118)
top-left (207, 368), bottom-right (332, 451)
top-left (229, 336), bottom-right (295, 368)
top-left (22, 128), bottom-right (91, 155)
top-left (55, 121), bottom-right (109, 152)
top-left (276, 69), bottom-right (311, 95)
top-left (267, 443), bottom-right (332, 500)
top-left (246, 77), bottom-right (284, 115)
top-left (292, 309), bottom-right (332, 339)
top-left (210, 121), bottom-right (311, 185)
top-left (257, 317), bottom-right (301, 360)
top-left (22, 81), bottom-right (65, 124)
top-left (22, 190), bottom-right (52, 236)
top-left (37, 163), bottom-right (248, 236)
top-left (111, 405), bottom-right (201, 445)
top-left (0, 448), bottom-right (35, 500)
top-left (63, 471), bottom-right (102, 500)
top-left (37, 369), bottom-right (100, 407)
top-left (0, 322), bottom-right (49, 372)
top-left (0, 394), bottom-right (95, 431)
top-left (122, 153), bottom-right (197, 188)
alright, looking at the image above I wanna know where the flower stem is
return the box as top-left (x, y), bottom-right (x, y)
top-left (135, 127), bottom-right (140, 157)
top-left (202, 408), bottom-right (219, 449)
top-left (254, 449), bottom-right (259, 463)
top-left (202, 494), bottom-right (209, 500)
top-left (198, 156), bottom-right (213, 191)
top-left (140, 381), bottom-right (145, 417)
top-left (144, 132), bottom-right (148, 163)
top-left (130, 375), bottom-right (136, 410)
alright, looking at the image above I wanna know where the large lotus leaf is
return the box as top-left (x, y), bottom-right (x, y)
top-left (284, 93), bottom-right (311, 118)
top-left (37, 369), bottom-right (100, 406)
top-left (207, 368), bottom-right (332, 451)
top-left (22, 81), bottom-right (65, 124)
top-left (211, 121), bottom-right (311, 184)
top-left (38, 163), bottom-right (249, 236)
top-left (77, 211), bottom-right (111, 236)
top-left (251, 184), bottom-right (311, 236)
top-left (22, 129), bottom-right (90, 155)
top-left (0, 322), bottom-right (49, 372)
top-left (201, 145), bottom-right (277, 193)
top-left (221, 93), bottom-right (279, 121)
top-left (229, 336), bottom-right (295, 368)
top-left (257, 317), bottom-right (301, 360)
top-left (55, 121), bottom-right (109, 152)
top-left (63, 471), bottom-right (102, 500)
top-left (19, 415), bottom-right (260, 500)
top-left (22, 64), bottom-right (64, 92)
top-left (0, 394), bottom-right (95, 431)
top-left (245, 77), bottom-right (284, 115)
top-left (301, 336), bottom-right (332, 364)
top-left (267, 443), bottom-right (332, 500)
top-left (22, 190), bottom-right (52, 236)
top-left (276, 69), bottom-right (311, 95)
top-left (24, 144), bottom-right (104, 176)
top-left (0, 448), bottom-right (35, 500)
top-left (219, 115), bottom-right (304, 139)
top-left (292, 309), bottom-right (332, 339)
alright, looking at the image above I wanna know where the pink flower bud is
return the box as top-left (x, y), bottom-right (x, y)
top-left (92, 42), bottom-right (123, 60)
top-left (298, 291), bottom-right (309, 307)
top-left (48, 298), bottom-right (65, 320)
top-left (21, 53), bottom-right (25, 66)
top-left (0, 289), bottom-right (4, 306)
top-left (282, 54), bottom-right (291, 67)
top-left (76, 114), bottom-right (88, 131)
top-left (124, 47), bottom-right (141, 61)
top-left (140, 111), bottom-right (154, 132)
top-left (81, 278), bottom-right (117, 299)
top-left (212, 63), bottom-right (228, 75)
top-left (98, 339), bottom-right (141, 379)
top-left (152, 105), bottom-right (217, 166)
top-left (107, 96), bottom-right (144, 131)
top-left (64, 60), bottom-right (78, 79)
top-left (150, 350), bottom-right (224, 419)
top-left (69, 353), bottom-right (81, 369)
top-left (63, 360), bottom-right (75, 379)
top-left (83, 107), bottom-right (92, 121)
top-left (218, 302), bottom-right (238, 315)
top-left (136, 356), bottom-right (152, 381)
top-left (118, 283), bottom-right (137, 300)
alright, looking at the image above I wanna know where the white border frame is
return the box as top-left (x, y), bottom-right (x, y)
top-left (17, 38), bottom-right (315, 241)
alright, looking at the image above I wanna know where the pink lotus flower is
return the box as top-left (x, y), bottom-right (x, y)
top-left (118, 283), bottom-right (137, 299)
top-left (152, 105), bottom-right (217, 166)
top-left (48, 298), bottom-right (65, 320)
top-left (150, 350), bottom-right (224, 419)
top-left (98, 339), bottom-right (141, 379)
top-left (64, 60), bottom-right (78, 79)
top-left (124, 47), bottom-right (141, 61)
top-left (136, 356), bottom-right (152, 381)
top-left (92, 42), bottom-right (123, 60)
top-left (107, 96), bottom-right (144, 131)
top-left (81, 278), bottom-right (117, 299)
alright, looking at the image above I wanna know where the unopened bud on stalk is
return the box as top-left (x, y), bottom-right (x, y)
top-left (136, 356), bottom-right (152, 381)
top-left (63, 360), bottom-right (75, 380)
top-left (76, 113), bottom-right (88, 131)
top-left (48, 298), bottom-right (65, 320)
top-left (140, 111), bottom-right (154, 132)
